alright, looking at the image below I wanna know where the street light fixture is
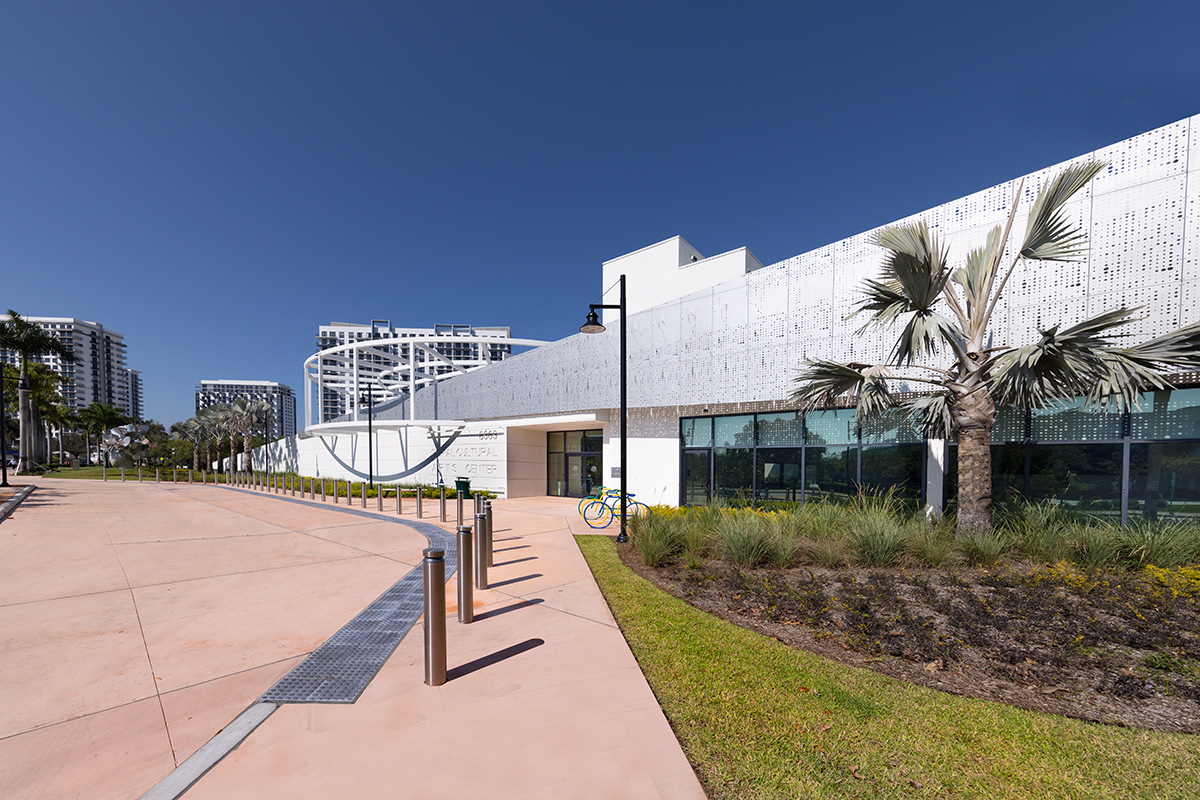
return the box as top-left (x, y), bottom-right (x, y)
top-left (580, 273), bottom-right (628, 543)
top-left (359, 389), bottom-right (374, 490)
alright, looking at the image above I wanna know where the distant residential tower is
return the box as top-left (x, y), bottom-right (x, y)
top-left (195, 380), bottom-right (297, 439)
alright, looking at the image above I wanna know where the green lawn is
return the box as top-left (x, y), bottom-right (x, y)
top-left (576, 534), bottom-right (1200, 799)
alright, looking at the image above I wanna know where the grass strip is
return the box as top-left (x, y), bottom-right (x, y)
top-left (576, 534), bottom-right (1199, 799)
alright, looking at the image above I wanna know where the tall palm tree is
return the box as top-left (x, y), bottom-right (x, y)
top-left (791, 162), bottom-right (1200, 533)
top-left (198, 404), bottom-right (231, 472)
top-left (41, 401), bottom-right (73, 465)
top-left (0, 310), bottom-right (77, 473)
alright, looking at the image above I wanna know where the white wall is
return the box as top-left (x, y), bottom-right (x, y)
top-left (257, 425), bottom-right (510, 496)
top-left (601, 236), bottom-right (763, 323)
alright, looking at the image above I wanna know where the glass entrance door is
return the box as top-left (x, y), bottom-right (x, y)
top-left (548, 429), bottom-right (603, 497)
top-left (683, 450), bottom-right (712, 505)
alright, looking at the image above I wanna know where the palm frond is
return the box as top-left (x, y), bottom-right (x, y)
top-left (953, 225), bottom-right (1004, 313)
top-left (791, 360), bottom-right (894, 420)
top-left (900, 392), bottom-right (954, 439)
top-left (892, 311), bottom-right (964, 365)
top-left (1019, 161), bottom-right (1107, 262)
top-left (987, 307), bottom-right (1142, 408)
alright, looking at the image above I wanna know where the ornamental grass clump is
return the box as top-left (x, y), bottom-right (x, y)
top-left (1116, 521), bottom-right (1200, 569)
top-left (849, 507), bottom-right (908, 567)
top-left (630, 512), bottom-right (686, 567)
top-left (954, 527), bottom-right (1010, 566)
top-left (1067, 521), bottom-right (1122, 572)
top-left (906, 515), bottom-right (957, 567)
top-left (715, 510), bottom-right (774, 568)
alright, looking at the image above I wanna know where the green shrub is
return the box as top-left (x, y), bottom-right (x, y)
top-left (764, 511), bottom-right (804, 568)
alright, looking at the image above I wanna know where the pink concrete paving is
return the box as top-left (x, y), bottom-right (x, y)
top-left (0, 479), bottom-right (706, 800)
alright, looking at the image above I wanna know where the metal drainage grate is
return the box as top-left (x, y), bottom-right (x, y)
top-left (261, 519), bottom-right (458, 703)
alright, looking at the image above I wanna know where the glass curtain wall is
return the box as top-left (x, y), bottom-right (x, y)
top-left (681, 408), bottom-right (924, 507)
top-left (547, 430), bottom-right (603, 498)
top-left (940, 387), bottom-right (1200, 524)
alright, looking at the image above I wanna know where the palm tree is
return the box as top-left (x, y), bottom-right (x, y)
top-left (791, 162), bottom-right (1200, 533)
top-left (171, 418), bottom-right (204, 471)
top-left (235, 399), bottom-right (273, 473)
top-left (198, 404), bottom-right (231, 472)
top-left (79, 402), bottom-right (132, 466)
top-left (41, 402), bottom-right (74, 465)
top-left (0, 310), bottom-right (77, 473)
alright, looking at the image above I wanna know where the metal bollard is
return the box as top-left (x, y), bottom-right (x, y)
top-left (201, 470), bottom-right (206, 484)
top-left (474, 509), bottom-right (488, 590)
top-left (457, 526), bottom-right (473, 624)
top-left (188, 469), bottom-right (193, 483)
top-left (485, 500), bottom-right (494, 567)
top-left (417, 489), bottom-right (423, 518)
top-left (474, 493), bottom-right (483, 516)
top-left (121, 468), bottom-right (126, 482)
top-left (320, 477), bottom-right (326, 501)
top-left (456, 491), bottom-right (463, 528)
top-left (377, 488), bottom-right (382, 511)
top-left (172, 468), bottom-right (177, 483)
top-left (103, 463), bottom-right (107, 481)
top-left (397, 487), bottom-right (403, 515)
top-left (138, 467), bottom-right (142, 482)
top-left (423, 548), bottom-right (447, 686)
top-left (440, 485), bottom-right (447, 522)
top-left (361, 484), bottom-right (366, 508)
top-left (333, 479), bottom-right (339, 504)
top-left (155, 468), bottom-right (160, 482)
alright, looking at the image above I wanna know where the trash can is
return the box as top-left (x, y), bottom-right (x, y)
top-left (455, 477), bottom-right (471, 498)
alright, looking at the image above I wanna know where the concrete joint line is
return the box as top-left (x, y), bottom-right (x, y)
top-left (138, 702), bottom-right (278, 800)
top-left (0, 484), bottom-right (36, 523)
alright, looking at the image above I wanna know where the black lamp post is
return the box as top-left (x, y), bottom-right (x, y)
top-left (581, 273), bottom-right (628, 543)
top-left (359, 389), bottom-right (374, 490)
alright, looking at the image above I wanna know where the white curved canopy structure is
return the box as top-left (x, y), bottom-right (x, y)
top-left (303, 331), bottom-right (547, 433)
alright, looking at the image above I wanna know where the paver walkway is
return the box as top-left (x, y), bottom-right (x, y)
top-left (0, 478), bottom-right (705, 799)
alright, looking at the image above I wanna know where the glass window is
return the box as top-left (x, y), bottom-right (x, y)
top-left (805, 409), bottom-right (856, 446)
top-left (1131, 387), bottom-right (1200, 440)
top-left (992, 405), bottom-right (1027, 443)
top-left (713, 448), bottom-right (754, 503)
top-left (684, 451), bottom-right (711, 506)
top-left (547, 452), bottom-right (566, 496)
top-left (805, 445), bottom-right (855, 502)
top-left (565, 431), bottom-right (584, 452)
top-left (757, 412), bottom-right (803, 446)
top-left (861, 444), bottom-right (923, 501)
top-left (681, 417), bottom-right (712, 448)
top-left (1027, 443), bottom-right (1124, 519)
top-left (757, 448), bottom-right (803, 502)
top-left (1129, 441), bottom-right (1200, 522)
top-left (581, 429), bottom-right (603, 452)
top-left (548, 432), bottom-right (565, 453)
top-left (714, 415), bottom-right (756, 447)
top-left (1032, 398), bottom-right (1123, 442)
top-left (861, 409), bottom-right (921, 445)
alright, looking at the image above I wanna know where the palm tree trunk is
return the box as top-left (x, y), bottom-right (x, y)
top-left (16, 368), bottom-right (31, 473)
top-left (244, 434), bottom-right (253, 473)
top-left (953, 388), bottom-right (996, 534)
top-left (192, 442), bottom-right (200, 471)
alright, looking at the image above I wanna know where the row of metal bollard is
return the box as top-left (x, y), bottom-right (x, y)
top-left (423, 495), bottom-right (495, 686)
top-left (111, 460), bottom-right (494, 689)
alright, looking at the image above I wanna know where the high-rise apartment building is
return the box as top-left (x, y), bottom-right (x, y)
top-left (195, 380), bottom-right (297, 439)
top-left (0, 317), bottom-right (141, 418)
top-left (315, 321), bottom-right (513, 420)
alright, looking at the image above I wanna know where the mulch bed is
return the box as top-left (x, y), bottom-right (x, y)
top-left (617, 542), bottom-right (1200, 733)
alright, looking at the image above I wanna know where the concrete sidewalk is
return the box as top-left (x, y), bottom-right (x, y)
top-left (0, 479), bottom-right (705, 799)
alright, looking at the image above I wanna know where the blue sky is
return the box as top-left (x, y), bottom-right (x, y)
top-left (3, 1), bottom-right (1198, 426)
